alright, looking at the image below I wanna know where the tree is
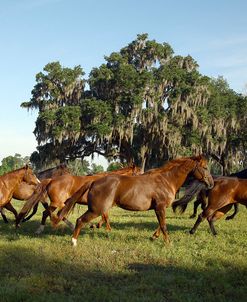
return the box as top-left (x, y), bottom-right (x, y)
top-left (90, 163), bottom-right (104, 174)
top-left (0, 154), bottom-right (29, 175)
top-left (22, 35), bottom-right (247, 173)
top-left (21, 62), bottom-right (85, 167)
top-left (67, 159), bottom-right (91, 175)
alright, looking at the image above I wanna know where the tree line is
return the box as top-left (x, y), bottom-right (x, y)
top-left (21, 34), bottom-right (247, 174)
top-left (0, 154), bottom-right (123, 176)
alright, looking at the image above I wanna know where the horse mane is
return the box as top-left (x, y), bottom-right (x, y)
top-left (37, 164), bottom-right (69, 177)
top-left (2, 166), bottom-right (28, 176)
top-left (145, 156), bottom-right (202, 174)
top-left (86, 164), bottom-right (139, 176)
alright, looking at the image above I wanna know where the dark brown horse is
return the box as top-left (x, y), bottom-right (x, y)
top-left (0, 166), bottom-right (39, 217)
top-left (0, 164), bottom-right (70, 223)
top-left (173, 176), bottom-right (247, 235)
top-left (55, 155), bottom-right (214, 247)
top-left (16, 164), bottom-right (141, 233)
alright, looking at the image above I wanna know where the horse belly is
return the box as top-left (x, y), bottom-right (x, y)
top-left (117, 194), bottom-right (152, 211)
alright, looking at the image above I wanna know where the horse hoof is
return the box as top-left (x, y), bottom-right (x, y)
top-left (90, 224), bottom-right (96, 229)
top-left (189, 229), bottom-right (195, 235)
top-left (189, 215), bottom-right (196, 219)
top-left (225, 216), bottom-right (233, 221)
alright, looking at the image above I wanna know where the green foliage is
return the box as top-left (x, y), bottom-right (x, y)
top-left (107, 162), bottom-right (123, 171)
top-left (67, 159), bottom-right (91, 175)
top-left (81, 99), bottom-right (112, 137)
top-left (90, 163), bottom-right (104, 174)
top-left (0, 154), bottom-right (29, 175)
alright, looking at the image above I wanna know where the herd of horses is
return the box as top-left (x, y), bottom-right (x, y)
top-left (0, 155), bottom-right (246, 247)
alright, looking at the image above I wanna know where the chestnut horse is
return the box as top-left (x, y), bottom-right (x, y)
top-left (16, 165), bottom-right (141, 233)
top-left (0, 164), bottom-right (70, 223)
top-left (0, 166), bottom-right (39, 217)
top-left (55, 155), bottom-right (214, 247)
top-left (189, 168), bottom-right (247, 219)
top-left (173, 176), bottom-right (247, 235)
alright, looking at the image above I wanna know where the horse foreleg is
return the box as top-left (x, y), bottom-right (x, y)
top-left (190, 198), bottom-right (201, 219)
top-left (4, 202), bottom-right (18, 220)
top-left (189, 213), bottom-right (204, 234)
top-left (154, 203), bottom-right (169, 243)
top-left (72, 210), bottom-right (99, 247)
top-left (0, 208), bottom-right (9, 223)
top-left (225, 203), bottom-right (239, 220)
top-left (35, 206), bottom-right (56, 234)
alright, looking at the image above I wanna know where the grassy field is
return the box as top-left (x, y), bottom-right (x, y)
top-left (0, 200), bottom-right (246, 302)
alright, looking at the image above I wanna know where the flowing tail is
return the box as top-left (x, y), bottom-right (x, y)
top-left (16, 178), bottom-right (52, 226)
top-left (172, 180), bottom-right (207, 214)
top-left (52, 181), bottom-right (92, 226)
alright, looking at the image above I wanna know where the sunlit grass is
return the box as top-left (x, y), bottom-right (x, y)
top-left (0, 201), bottom-right (246, 301)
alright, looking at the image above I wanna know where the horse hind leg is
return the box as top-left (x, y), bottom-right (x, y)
top-left (151, 226), bottom-right (161, 240)
top-left (22, 203), bottom-right (39, 222)
top-left (72, 210), bottom-right (100, 247)
top-left (208, 204), bottom-right (233, 235)
top-left (96, 212), bottom-right (111, 231)
top-left (189, 207), bottom-right (215, 235)
top-left (225, 204), bottom-right (239, 220)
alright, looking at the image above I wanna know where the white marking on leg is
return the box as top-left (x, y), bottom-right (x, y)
top-left (71, 238), bottom-right (77, 247)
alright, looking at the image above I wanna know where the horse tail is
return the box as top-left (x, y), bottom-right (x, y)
top-left (52, 181), bottom-right (92, 226)
top-left (172, 180), bottom-right (207, 214)
top-left (16, 179), bottom-right (52, 226)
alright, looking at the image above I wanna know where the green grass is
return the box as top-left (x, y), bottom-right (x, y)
top-left (0, 201), bottom-right (246, 302)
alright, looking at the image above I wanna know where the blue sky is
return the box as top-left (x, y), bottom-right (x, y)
top-left (0, 0), bottom-right (246, 166)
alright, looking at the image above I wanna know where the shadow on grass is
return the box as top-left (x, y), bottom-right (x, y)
top-left (0, 245), bottom-right (246, 302)
top-left (0, 213), bottom-right (189, 242)
top-left (0, 219), bottom-right (74, 240)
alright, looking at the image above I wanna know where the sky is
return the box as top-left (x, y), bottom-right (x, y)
top-left (0, 0), bottom-right (246, 167)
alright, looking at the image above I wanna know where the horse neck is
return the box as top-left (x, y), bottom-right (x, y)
top-left (160, 160), bottom-right (195, 192)
top-left (38, 167), bottom-right (67, 180)
top-left (3, 168), bottom-right (26, 187)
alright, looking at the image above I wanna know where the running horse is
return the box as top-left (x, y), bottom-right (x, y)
top-left (0, 166), bottom-right (39, 216)
top-left (16, 164), bottom-right (141, 233)
top-left (189, 168), bottom-right (247, 220)
top-left (55, 155), bottom-right (214, 247)
top-left (172, 176), bottom-right (247, 235)
top-left (0, 164), bottom-right (70, 223)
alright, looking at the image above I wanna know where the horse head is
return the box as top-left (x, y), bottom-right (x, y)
top-left (23, 165), bottom-right (40, 185)
top-left (191, 155), bottom-right (214, 189)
